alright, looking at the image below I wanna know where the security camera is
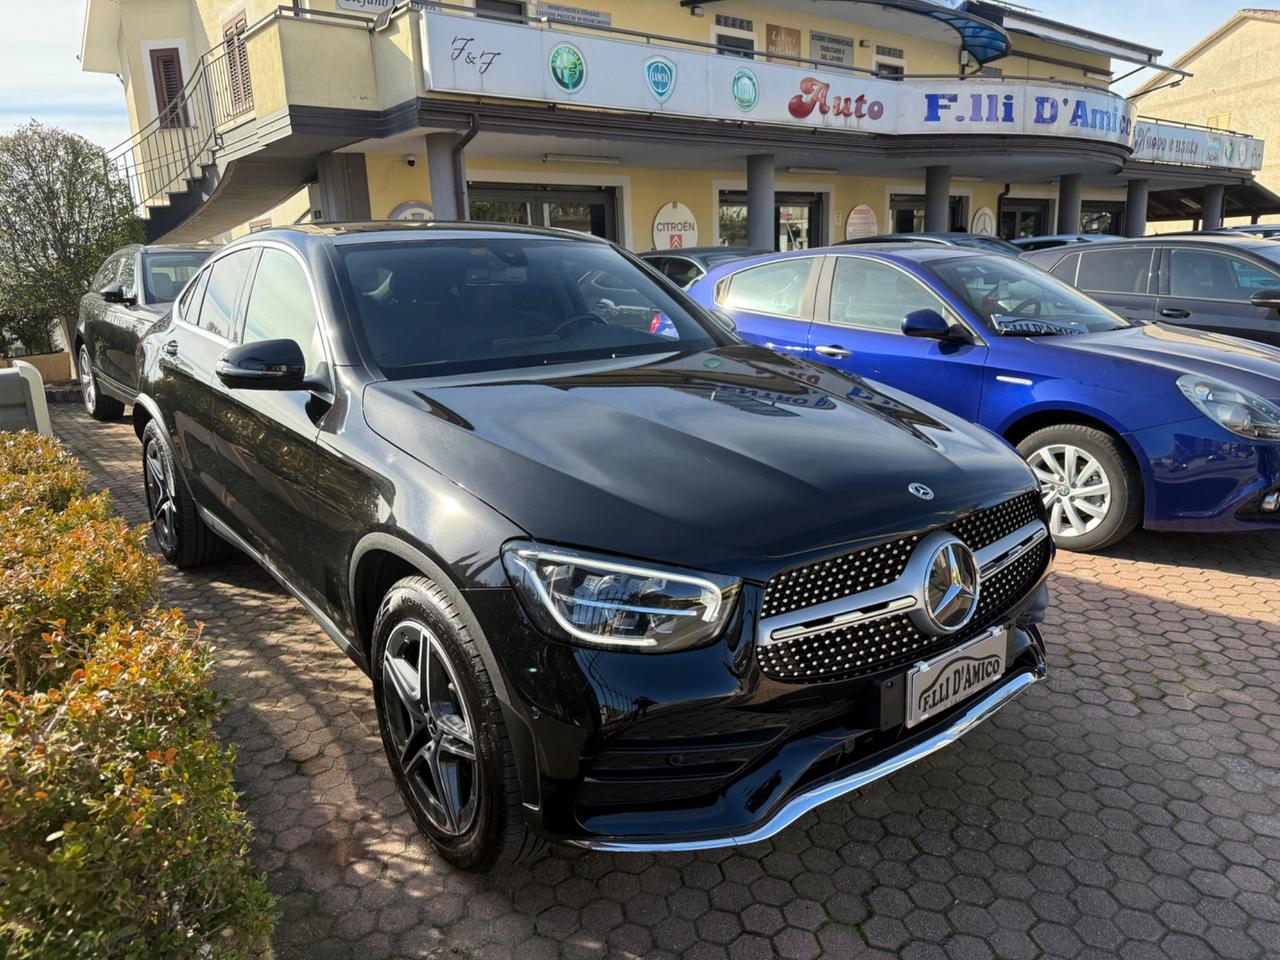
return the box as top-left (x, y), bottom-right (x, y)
top-left (404, 154), bottom-right (417, 167)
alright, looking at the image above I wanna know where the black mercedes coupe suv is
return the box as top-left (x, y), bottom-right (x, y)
top-left (135, 223), bottom-right (1053, 870)
top-left (77, 243), bottom-right (213, 420)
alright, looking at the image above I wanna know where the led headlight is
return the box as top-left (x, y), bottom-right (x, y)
top-left (501, 542), bottom-right (740, 650)
top-left (1177, 375), bottom-right (1280, 441)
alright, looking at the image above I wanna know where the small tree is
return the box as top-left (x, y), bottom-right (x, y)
top-left (0, 122), bottom-right (143, 356)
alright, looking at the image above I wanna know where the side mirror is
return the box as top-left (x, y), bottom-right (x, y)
top-left (101, 283), bottom-right (136, 306)
top-left (215, 339), bottom-right (306, 390)
top-left (1248, 288), bottom-right (1280, 309)
top-left (709, 309), bottom-right (738, 334)
top-left (902, 309), bottom-right (965, 341)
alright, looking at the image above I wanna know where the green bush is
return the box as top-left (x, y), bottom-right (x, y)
top-left (0, 433), bottom-right (275, 958)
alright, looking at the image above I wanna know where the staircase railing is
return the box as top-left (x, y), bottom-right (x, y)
top-left (105, 40), bottom-right (255, 215)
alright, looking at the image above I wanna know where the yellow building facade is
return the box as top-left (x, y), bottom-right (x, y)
top-left (80, 0), bottom-right (1271, 249)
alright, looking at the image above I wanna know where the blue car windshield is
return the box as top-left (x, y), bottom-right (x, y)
top-left (931, 255), bottom-right (1131, 336)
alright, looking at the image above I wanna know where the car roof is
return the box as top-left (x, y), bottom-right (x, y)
top-left (231, 220), bottom-right (613, 252)
top-left (697, 244), bottom-right (992, 283)
top-left (639, 246), bottom-right (765, 257)
top-left (141, 243), bottom-right (218, 253)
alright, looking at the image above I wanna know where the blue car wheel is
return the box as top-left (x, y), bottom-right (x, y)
top-left (1017, 424), bottom-right (1142, 551)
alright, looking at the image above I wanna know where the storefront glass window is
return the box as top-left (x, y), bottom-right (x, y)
top-left (470, 199), bottom-right (532, 226)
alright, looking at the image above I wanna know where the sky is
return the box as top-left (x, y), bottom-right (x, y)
top-left (0, 0), bottom-right (1272, 151)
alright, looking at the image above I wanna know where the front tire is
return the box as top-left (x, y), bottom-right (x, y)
top-left (371, 576), bottom-right (538, 871)
top-left (1017, 424), bottom-right (1141, 552)
top-left (79, 344), bottom-right (124, 421)
top-left (141, 420), bottom-right (225, 567)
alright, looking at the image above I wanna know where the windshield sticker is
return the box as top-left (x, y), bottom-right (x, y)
top-left (992, 316), bottom-right (1087, 337)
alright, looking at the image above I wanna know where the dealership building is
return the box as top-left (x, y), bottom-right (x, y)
top-left (80, 0), bottom-right (1275, 249)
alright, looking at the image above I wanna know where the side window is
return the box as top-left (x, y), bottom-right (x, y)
top-left (829, 257), bottom-right (949, 332)
top-left (196, 250), bottom-right (255, 339)
top-left (1168, 250), bottom-right (1280, 300)
top-left (93, 256), bottom-right (121, 292)
top-left (118, 255), bottom-right (138, 299)
top-left (662, 258), bottom-right (703, 289)
top-left (178, 267), bottom-right (210, 324)
top-left (242, 249), bottom-right (323, 373)
top-left (1049, 252), bottom-right (1080, 285)
top-left (719, 258), bottom-right (816, 319)
top-left (1077, 248), bottom-right (1155, 295)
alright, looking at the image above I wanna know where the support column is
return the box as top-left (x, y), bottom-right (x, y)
top-left (924, 165), bottom-right (951, 233)
top-left (1056, 173), bottom-right (1083, 235)
top-left (313, 153), bottom-right (371, 222)
top-left (1202, 183), bottom-right (1226, 231)
top-left (425, 132), bottom-right (472, 221)
top-left (1124, 179), bottom-right (1149, 238)
top-left (746, 154), bottom-right (776, 250)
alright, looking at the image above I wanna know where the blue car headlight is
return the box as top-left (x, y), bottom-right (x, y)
top-left (1177, 374), bottom-right (1280, 441)
top-left (502, 541), bottom-right (740, 650)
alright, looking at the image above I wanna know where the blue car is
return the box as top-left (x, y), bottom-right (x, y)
top-left (688, 245), bottom-right (1280, 550)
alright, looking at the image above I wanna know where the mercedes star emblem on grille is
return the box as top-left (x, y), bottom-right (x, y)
top-left (908, 482), bottom-right (935, 500)
top-left (921, 537), bottom-right (980, 635)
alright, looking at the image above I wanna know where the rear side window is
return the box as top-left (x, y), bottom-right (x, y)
top-left (178, 267), bottom-right (210, 323)
top-left (197, 250), bottom-right (255, 339)
top-left (719, 258), bottom-right (816, 318)
top-left (656, 258), bottom-right (703, 288)
top-left (1076, 248), bottom-right (1154, 294)
top-left (1049, 252), bottom-right (1080, 284)
top-left (242, 249), bottom-right (322, 373)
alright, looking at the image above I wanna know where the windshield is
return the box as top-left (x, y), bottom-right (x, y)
top-left (930, 255), bottom-right (1131, 336)
top-left (142, 250), bottom-right (212, 304)
top-left (1246, 244), bottom-right (1280, 268)
top-left (339, 238), bottom-right (724, 378)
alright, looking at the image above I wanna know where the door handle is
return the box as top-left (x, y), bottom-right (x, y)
top-left (1159, 308), bottom-right (1191, 319)
top-left (815, 344), bottom-right (853, 359)
top-left (162, 340), bottom-right (180, 357)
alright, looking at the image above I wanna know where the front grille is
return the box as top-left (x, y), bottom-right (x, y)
top-left (758, 491), bottom-right (1047, 684)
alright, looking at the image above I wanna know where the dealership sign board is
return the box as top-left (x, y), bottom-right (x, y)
top-left (421, 12), bottom-right (1263, 169)
top-left (1130, 120), bottom-right (1264, 171)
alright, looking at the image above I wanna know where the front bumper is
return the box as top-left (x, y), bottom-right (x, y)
top-left (1129, 418), bottom-right (1280, 532)
top-left (466, 576), bottom-right (1050, 849)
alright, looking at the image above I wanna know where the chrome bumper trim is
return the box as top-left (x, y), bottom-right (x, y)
top-left (570, 649), bottom-right (1046, 853)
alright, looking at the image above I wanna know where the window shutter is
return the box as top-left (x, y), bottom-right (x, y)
top-left (149, 48), bottom-right (188, 128)
top-left (223, 15), bottom-right (253, 116)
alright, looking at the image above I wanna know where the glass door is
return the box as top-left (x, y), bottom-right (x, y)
top-left (718, 191), bottom-right (825, 250)
top-left (467, 184), bottom-right (618, 240)
top-left (999, 199), bottom-right (1051, 239)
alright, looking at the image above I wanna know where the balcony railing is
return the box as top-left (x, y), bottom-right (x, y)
top-left (105, 39), bottom-right (255, 214)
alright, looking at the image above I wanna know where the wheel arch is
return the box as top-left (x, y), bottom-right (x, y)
top-left (131, 392), bottom-right (164, 442)
top-left (348, 532), bottom-right (513, 705)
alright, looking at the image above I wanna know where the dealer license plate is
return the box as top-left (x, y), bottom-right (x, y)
top-left (905, 627), bottom-right (1008, 728)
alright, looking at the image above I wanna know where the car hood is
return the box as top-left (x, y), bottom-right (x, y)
top-left (1037, 323), bottom-right (1280, 403)
top-left (362, 345), bottom-right (1036, 579)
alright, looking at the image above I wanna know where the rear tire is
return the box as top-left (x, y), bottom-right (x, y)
top-left (141, 420), bottom-right (226, 567)
top-left (1017, 424), bottom-right (1141, 552)
top-left (79, 344), bottom-right (124, 421)
top-left (371, 576), bottom-right (541, 871)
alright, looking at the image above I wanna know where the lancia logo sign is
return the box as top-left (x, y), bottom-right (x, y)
top-left (908, 482), bottom-right (934, 500)
top-left (921, 537), bottom-right (980, 635)
top-left (644, 56), bottom-right (676, 103)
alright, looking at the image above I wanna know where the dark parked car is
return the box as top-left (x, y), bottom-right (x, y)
top-left (1228, 224), bottom-right (1280, 239)
top-left (838, 232), bottom-right (1023, 255)
top-left (1011, 234), bottom-right (1118, 252)
top-left (134, 222), bottom-right (1051, 869)
top-left (637, 246), bottom-right (770, 288)
top-left (1022, 235), bottom-right (1280, 346)
top-left (76, 243), bottom-right (213, 419)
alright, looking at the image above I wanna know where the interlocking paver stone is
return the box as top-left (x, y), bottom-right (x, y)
top-left (51, 405), bottom-right (1280, 959)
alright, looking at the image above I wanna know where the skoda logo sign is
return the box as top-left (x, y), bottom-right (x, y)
top-left (731, 68), bottom-right (759, 111)
top-left (644, 56), bottom-right (676, 103)
top-left (908, 482), bottom-right (934, 500)
top-left (549, 43), bottom-right (586, 93)
top-left (922, 537), bottom-right (980, 635)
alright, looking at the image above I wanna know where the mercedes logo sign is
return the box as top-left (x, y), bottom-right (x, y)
top-left (921, 537), bottom-right (980, 635)
top-left (908, 482), bottom-right (935, 500)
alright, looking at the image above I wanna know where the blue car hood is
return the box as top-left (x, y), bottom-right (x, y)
top-left (1038, 323), bottom-right (1280, 403)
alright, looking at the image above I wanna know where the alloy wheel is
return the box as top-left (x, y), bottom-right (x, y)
top-left (79, 346), bottom-right (95, 414)
top-left (144, 440), bottom-right (178, 553)
top-left (1027, 442), bottom-right (1112, 538)
top-left (382, 619), bottom-right (479, 837)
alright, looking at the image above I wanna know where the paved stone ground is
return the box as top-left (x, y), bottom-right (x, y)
top-left (52, 405), bottom-right (1280, 960)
